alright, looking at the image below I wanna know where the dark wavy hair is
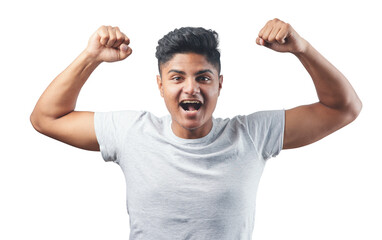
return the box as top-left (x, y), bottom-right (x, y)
top-left (155, 27), bottom-right (221, 75)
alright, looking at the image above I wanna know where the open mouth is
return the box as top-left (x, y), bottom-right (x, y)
top-left (179, 100), bottom-right (203, 112)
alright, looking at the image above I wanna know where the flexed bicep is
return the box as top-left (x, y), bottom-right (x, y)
top-left (31, 111), bottom-right (100, 151)
top-left (283, 103), bottom-right (357, 149)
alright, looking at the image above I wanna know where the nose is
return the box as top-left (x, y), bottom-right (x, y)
top-left (183, 78), bottom-right (200, 95)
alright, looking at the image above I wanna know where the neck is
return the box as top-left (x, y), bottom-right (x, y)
top-left (171, 118), bottom-right (213, 139)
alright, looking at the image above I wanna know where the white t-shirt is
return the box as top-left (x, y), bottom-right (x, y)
top-left (94, 110), bottom-right (285, 240)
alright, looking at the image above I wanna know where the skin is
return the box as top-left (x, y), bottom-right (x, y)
top-left (30, 19), bottom-right (362, 151)
top-left (29, 26), bottom-right (131, 151)
top-left (156, 53), bottom-right (223, 139)
top-left (256, 19), bottom-right (362, 149)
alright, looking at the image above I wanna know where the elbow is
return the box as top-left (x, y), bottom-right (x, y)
top-left (351, 97), bottom-right (362, 119)
top-left (344, 97), bottom-right (363, 124)
top-left (30, 111), bottom-right (43, 133)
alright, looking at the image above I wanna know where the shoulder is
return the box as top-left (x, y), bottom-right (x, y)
top-left (95, 110), bottom-right (162, 120)
top-left (246, 109), bottom-right (285, 121)
top-left (215, 110), bottom-right (285, 128)
top-left (95, 110), bottom-right (167, 129)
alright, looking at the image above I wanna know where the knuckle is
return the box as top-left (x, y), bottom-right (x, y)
top-left (115, 31), bottom-right (122, 38)
top-left (109, 36), bottom-right (116, 42)
top-left (101, 33), bottom-right (109, 40)
top-left (275, 36), bottom-right (284, 43)
top-left (98, 26), bottom-right (107, 35)
top-left (101, 37), bottom-right (109, 44)
top-left (115, 38), bottom-right (123, 45)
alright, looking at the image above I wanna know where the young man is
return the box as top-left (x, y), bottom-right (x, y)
top-left (30, 19), bottom-right (362, 239)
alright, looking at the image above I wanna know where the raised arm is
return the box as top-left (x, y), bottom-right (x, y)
top-left (256, 18), bottom-right (362, 149)
top-left (30, 26), bottom-right (132, 151)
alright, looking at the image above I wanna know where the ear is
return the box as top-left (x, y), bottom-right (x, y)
top-left (218, 75), bottom-right (223, 96)
top-left (156, 75), bottom-right (164, 97)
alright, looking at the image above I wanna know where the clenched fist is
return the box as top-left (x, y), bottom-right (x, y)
top-left (86, 26), bottom-right (132, 63)
top-left (256, 18), bottom-right (308, 54)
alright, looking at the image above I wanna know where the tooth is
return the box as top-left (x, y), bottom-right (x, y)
top-left (182, 100), bottom-right (201, 104)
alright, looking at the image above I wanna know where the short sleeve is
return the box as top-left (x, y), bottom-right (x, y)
top-left (245, 110), bottom-right (285, 160)
top-left (94, 110), bottom-right (143, 163)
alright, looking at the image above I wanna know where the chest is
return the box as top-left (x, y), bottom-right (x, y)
top-left (119, 136), bottom-right (265, 219)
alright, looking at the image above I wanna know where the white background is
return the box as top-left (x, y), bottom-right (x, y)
top-left (1, 0), bottom-right (381, 239)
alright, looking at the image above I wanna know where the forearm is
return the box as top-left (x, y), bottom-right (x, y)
top-left (258, 18), bottom-right (362, 149)
top-left (31, 50), bottom-right (101, 124)
top-left (294, 43), bottom-right (362, 114)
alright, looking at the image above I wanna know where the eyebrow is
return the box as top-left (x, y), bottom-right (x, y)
top-left (167, 69), bottom-right (214, 75)
top-left (195, 69), bottom-right (214, 75)
top-left (168, 69), bottom-right (186, 74)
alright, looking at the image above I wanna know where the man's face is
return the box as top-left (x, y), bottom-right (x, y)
top-left (157, 53), bottom-right (223, 139)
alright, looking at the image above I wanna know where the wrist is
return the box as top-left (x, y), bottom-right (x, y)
top-left (82, 48), bottom-right (104, 65)
top-left (293, 38), bottom-right (311, 56)
top-left (71, 50), bottom-right (103, 77)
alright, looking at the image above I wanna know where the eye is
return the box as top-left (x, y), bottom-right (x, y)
top-left (171, 76), bottom-right (182, 81)
top-left (196, 76), bottom-right (211, 82)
